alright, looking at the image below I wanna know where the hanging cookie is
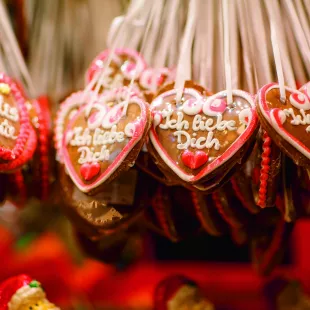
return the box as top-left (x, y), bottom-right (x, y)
top-left (137, 80), bottom-right (210, 186)
top-left (62, 87), bottom-right (150, 194)
top-left (256, 82), bottom-right (310, 167)
top-left (138, 67), bottom-right (175, 102)
top-left (148, 81), bottom-right (258, 190)
top-left (85, 48), bottom-right (147, 94)
top-left (0, 74), bottom-right (34, 170)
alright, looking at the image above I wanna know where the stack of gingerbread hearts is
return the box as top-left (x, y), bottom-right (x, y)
top-left (54, 47), bottom-right (182, 242)
top-left (55, 48), bottom-right (156, 240)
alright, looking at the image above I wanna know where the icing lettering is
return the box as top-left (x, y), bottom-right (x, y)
top-left (158, 109), bottom-right (236, 150)
top-left (192, 114), bottom-right (236, 131)
top-left (174, 131), bottom-right (220, 150)
top-left (159, 111), bottom-right (189, 131)
top-left (0, 95), bottom-right (19, 122)
top-left (77, 146), bottom-right (110, 164)
top-left (70, 127), bottom-right (92, 146)
top-left (284, 108), bottom-right (310, 132)
top-left (68, 122), bottom-right (136, 164)
top-left (93, 126), bottom-right (125, 145)
top-left (0, 119), bottom-right (17, 140)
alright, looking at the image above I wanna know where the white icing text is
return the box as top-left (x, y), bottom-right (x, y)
top-left (158, 110), bottom-right (237, 150)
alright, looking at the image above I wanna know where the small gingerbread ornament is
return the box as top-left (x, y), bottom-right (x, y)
top-left (85, 48), bottom-right (147, 94)
top-left (148, 80), bottom-right (258, 190)
top-left (62, 87), bottom-right (150, 194)
top-left (0, 274), bottom-right (59, 310)
top-left (256, 82), bottom-right (310, 168)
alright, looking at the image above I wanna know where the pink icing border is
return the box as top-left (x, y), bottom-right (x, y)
top-left (62, 95), bottom-right (148, 193)
top-left (85, 48), bottom-right (147, 85)
top-left (258, 83), bottom-right (310, 160)
top-left (149, 88), bottom-right (258, 182)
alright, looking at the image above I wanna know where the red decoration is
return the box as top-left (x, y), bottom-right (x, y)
top-left (181, 150), bottom-right (208, 169)
top-left (80, 162), bottom-right (101, 181)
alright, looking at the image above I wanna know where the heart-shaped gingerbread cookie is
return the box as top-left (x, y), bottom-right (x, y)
top-left (63, 88), bottom-right (150, 194)
top-left (138, 67), bottom-right (175, 102)
top-left (86, 48), bottom-right (146, 94)
top-left (257, 82), bottom-right (310, 167)
top-left (0, 74), bottom-right (30, 163)
top-left (148, 82), bottom-right (258, 186)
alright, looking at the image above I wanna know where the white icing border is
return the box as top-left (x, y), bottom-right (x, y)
top-left (149, 88), bottom-right (257, 182)
top-left (258, 83), bottom-right (310, 160)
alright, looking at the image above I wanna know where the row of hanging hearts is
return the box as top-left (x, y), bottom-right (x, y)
top-left (51, 47), bottom-right (309, 274)
top-left (0, 45), bottom-right (309, 273)
top-left (55, 47), bottom-right (309, 202)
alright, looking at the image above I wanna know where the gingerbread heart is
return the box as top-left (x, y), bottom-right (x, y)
top-left (257, 82), bottom-right (310, 167)
top-left (138, 67), bottom-right (175, 102)
top-left (148, 82), bottom-right (258, 185)
top-left (0, 74), bottom-right (30, 163)
top-left (85, 48), bottom-right (146, 94)
top-left (63, 88), bottom-right (150, 194)
top-left (54, 91), bottom-right (101, 162)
